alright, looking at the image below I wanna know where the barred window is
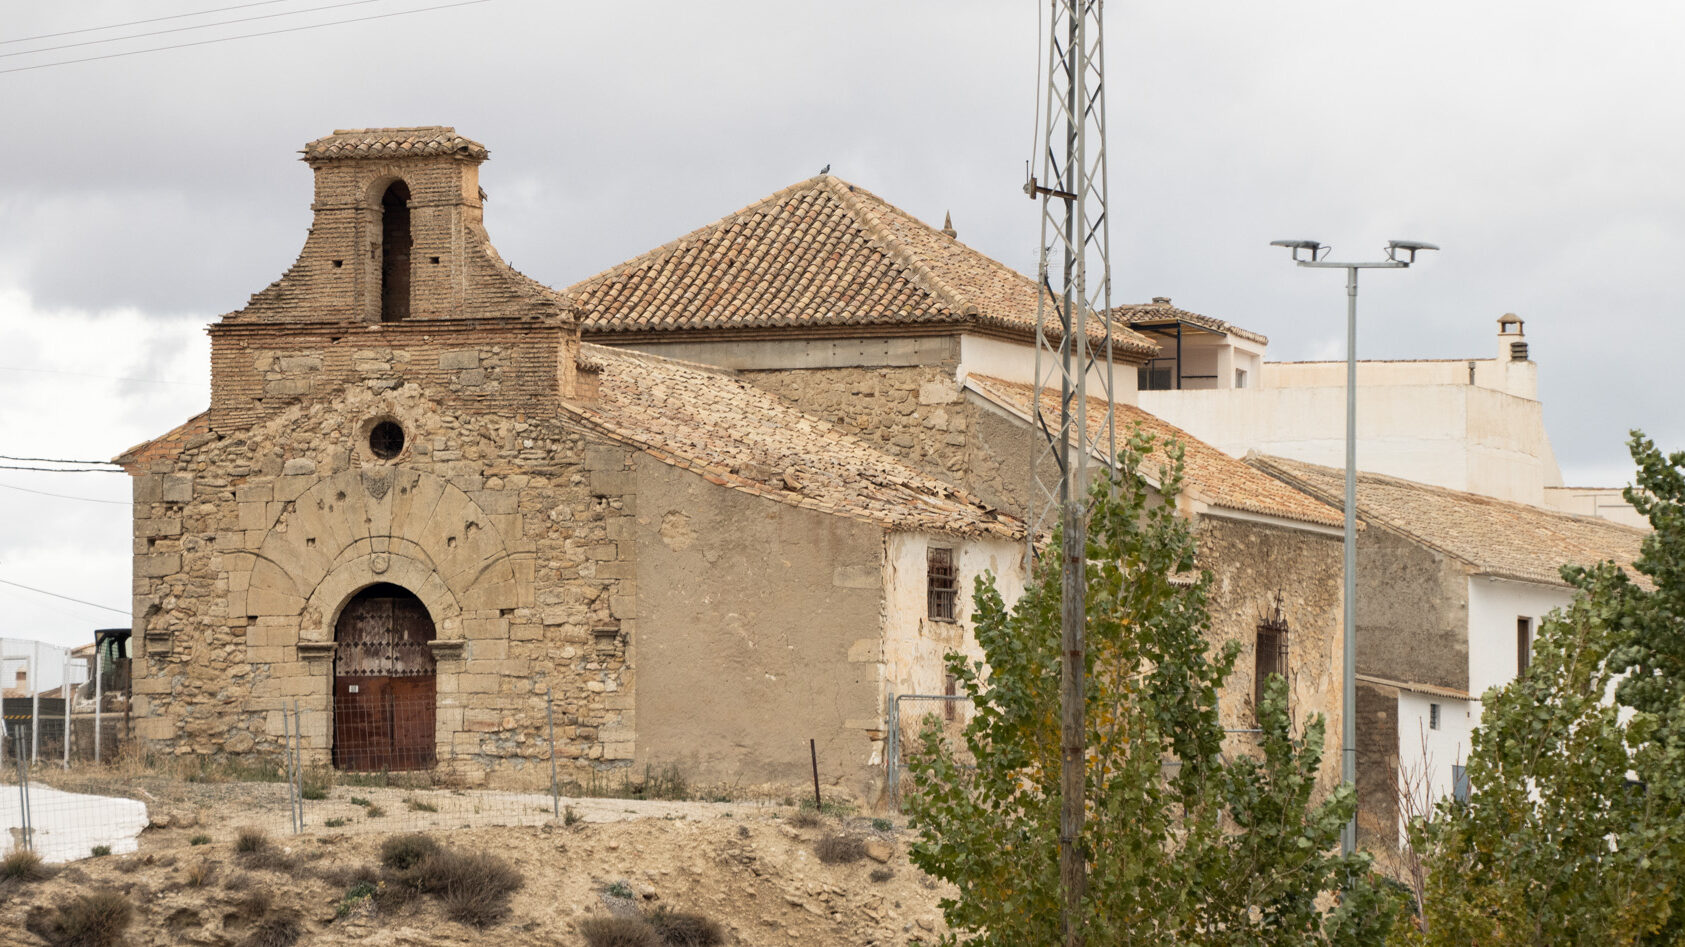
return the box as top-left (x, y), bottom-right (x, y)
top-left (1255, 595), bottom-right (1289, 719)
top-left (927, 546), bottom-right (957, 621)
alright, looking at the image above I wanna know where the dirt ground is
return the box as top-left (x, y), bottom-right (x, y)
top-left (0, 781), bottom-right (954, 946)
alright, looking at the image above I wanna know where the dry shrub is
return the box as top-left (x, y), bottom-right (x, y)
top-left (233, 890), bottom-right (272, 922)
top-left (869, 867), bottom-right (895, 883)
top-left (240, 848), bottom-right (297, 873)
top-left (787, 810), bottom-right (822, 829)
top-left (315, 863), bottom-right (380, 890)
top-left (222, 871), bottom-right (252, 891)
top-left (379, 833), bottom-right (439, 871)
top-left (234, 828), bottom-right (268, 853)
top-left (643, 906), bottom-right (725, 946)
top-left (814, 833), bottom-right (866, 864)
top-left (2, 849), bottom-right (52, 882)
top-left (579, 916), bottom-right (662, 947)
top-left (27, 889), bottom-right (133, 947)
top-left (242, 910), bottom-right (303, 947)
top-left (183, 860), bottom-right (216, 888)
top-left (409, 849), bottom-right (524, 928)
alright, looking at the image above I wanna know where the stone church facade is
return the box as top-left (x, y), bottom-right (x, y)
top-left (119, 129), bottom-right (1025, 799)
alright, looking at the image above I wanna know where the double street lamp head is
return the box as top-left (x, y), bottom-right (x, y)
top-left (1270, 239), bottom-right (1439, 267)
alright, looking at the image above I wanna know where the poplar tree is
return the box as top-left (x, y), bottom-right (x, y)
top-left (905, 431), bottom-right (1400, 945)
top-left (1415, 433), bottom-right (1685, 944)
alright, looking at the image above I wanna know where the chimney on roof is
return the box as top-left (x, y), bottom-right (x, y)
top-left (941, 211), bottom-right (956, 239)
top-left (1151, 296), bottom-right (1172, 306)
top-left (1498, 313), bottom-right (1528, 361)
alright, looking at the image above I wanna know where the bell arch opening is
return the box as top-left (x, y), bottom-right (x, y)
top-left (332, 582), bottom-right (436, 770)
top-left (379, 180), bottom-right (412, 322)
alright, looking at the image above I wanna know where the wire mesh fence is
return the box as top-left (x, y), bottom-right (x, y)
top-left (1, 692), bottom-right (742, 862)
top-left (884, 693), bottom-right (976, 811)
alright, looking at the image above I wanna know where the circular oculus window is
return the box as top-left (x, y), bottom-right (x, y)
top-left (369, 420), bottom-right (405, 459)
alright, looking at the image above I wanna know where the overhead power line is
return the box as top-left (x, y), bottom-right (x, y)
top-left (0, 578), bottom-right (129, 616)
top-left (1, 0), bottom-right (295, 45)
top-left (0, 0), bottom-right (491, 75)
top-left (0, 454), bottom-right (119, 466)
top-left (0, 465), bottom-right (127, 474)
top-left (1, 0), bottom-right (392, 60)
top-left (0, 482), bottom-right (129, 505)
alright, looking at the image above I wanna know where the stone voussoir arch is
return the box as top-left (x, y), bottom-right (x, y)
top-left (243, 467), bottom-right (527, 641)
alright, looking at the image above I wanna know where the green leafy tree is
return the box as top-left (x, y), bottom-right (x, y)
top-left (906, 432), bottom-right (1401, 945)
top-left (1414, 432), bottom-right (1685, 944)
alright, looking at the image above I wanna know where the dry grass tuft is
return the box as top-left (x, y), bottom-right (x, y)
top-left (2, 849), bottom-right (52, 882)
top-left (869, 867), bottom-right (895, 883)
top-left (234, 828), bottom-right (268, 854)
top-left (27, 888), bottom-right (133, 947)
top-left (379, 833), bottom-right (439, 871)
top-left (786, 809), bottom-right (823, 829)
top-left (241, 909), bottom-right (303, 947)
top-left (578, 916), bottom-right (662, 947)
top-left (410, 849), bottom-right (524, 928)
top-left (643, 905), bottom-right (725, 946)
top-left (814, 833), bottom-right (866, 864)
top-left (183, 860), bottom-right (216, 888)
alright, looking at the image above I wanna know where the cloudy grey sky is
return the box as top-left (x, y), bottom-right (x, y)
top-left (2, 0), bottom-right (1680, 648)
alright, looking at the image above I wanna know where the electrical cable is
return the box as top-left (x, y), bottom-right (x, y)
top-left (0, 454), bottom-right (122, 466)
top-left (0, 0), bottom-right (490, 75)
top-left (0, 482), bottom-right (129, 505)
top-left (0, 578), bottom-right (128, 616)
top-left (1, 0), bottom-right (296, 45)
top-left (0, 465), bottom-right (126, 474)
top-left (0, 0), bottom-right (393, 60)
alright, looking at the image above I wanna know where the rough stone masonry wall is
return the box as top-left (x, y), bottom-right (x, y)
top-left (745, 362), bottom-right (1346, 791)
top-left (1195, 515), bottom-right (1345, 794)
top-left (1355, 681), bottom-right (1403, 849)
top-left (131, 379), bottom-right (637, 787)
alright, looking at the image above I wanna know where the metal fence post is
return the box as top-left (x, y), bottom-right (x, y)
top-left (29, 643), bottom-right (39, 764)
top-left (291, 700), bottom-right (304, 834)
top-left (62, 651), bottom-right (72, 768)
top-left (14, 725), bottom-right (31, 852)
top-left (885, 693), bottom-right (899, 809)
top-left (546, 692), bottom-right (559, 820)
top-left (94, 650), bottom-right (104, 763)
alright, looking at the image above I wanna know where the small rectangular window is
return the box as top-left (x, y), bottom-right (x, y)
top-left (1429, 703), bottom-right (1441, 730)
top-left (1452, 764), bottom-right (1470, 803)
top-left (1234, 368), bottom-right (1248, 389)
top-left (1517, 617), bottom-right (1533, 675)
top-left (927, 547), bottom-right (957, 621)
top-left (1254, 596), bottom-right (1289, 720)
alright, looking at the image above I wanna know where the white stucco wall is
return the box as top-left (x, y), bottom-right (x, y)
top-left (1466, 576), bottom-right (1575, 699)
top-left (1139, 380), bottom-right (1561, 506)
top-left (1394, 691), bottom-right (1473, 828)
top-left (958, 333), bottom-right (1139, 404)
top-left (881, 533), bottom-right (1027, 701)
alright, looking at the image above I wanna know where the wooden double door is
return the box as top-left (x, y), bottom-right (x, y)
top-left (332, 583), bottom-right (436, 771)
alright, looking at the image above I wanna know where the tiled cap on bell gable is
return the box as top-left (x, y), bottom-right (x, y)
top-left (301, 126), bottom-right (489, 163)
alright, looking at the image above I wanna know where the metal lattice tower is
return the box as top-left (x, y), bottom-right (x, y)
top-left (1027, 0), bottom-right (1118, 544)
top-left (1023, 2), bottom-right (1115, 943)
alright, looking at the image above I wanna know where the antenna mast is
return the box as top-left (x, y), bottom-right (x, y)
top-left (1025, 0), bottom-right (1115, 943)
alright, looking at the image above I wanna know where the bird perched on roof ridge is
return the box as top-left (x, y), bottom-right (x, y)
top-left (819, 164), bottom-right (830, 175)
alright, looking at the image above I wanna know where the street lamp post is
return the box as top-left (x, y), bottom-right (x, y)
top-left (1270, 238), bottom-right (1437, 858)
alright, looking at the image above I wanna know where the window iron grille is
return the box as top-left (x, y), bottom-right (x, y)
top-left (927, 547), bottom-right (957, 621)
top-left (1254, 592), bottom-right (1290, 718)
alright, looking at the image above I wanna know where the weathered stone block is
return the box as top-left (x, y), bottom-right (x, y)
top-left (439, 350), bottom-right (481, 370)
top-left (138, 554), bottom-right (182, 578)
top-left (161, 477), bottom-right (194, 503)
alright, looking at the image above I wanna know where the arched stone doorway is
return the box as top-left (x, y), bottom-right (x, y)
top-left (333, 583), bottom-right (436, 770)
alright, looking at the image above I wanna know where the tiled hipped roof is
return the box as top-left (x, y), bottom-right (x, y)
top-left (964, 375), bottom-right (1344, 529)
top-left (301, 127), bottom-right (488, 162)
top-left (1249, 455), bottom-right (1648, 587)
top-left (570, 345), bottom-right (1024, 540)
top-left (570, 175), bottom-right (1157, 358)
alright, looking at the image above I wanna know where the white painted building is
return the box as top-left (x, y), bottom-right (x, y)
top-left (1251, 455), bottom-right (1646, 845)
